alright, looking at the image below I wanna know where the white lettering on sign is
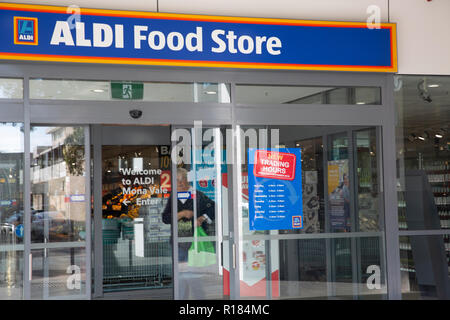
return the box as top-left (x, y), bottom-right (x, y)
top-left (51, 21), bottom-right (125, 48)
top-left (50, 22), bottom-right (282, 55)
top-left (93, 23), bottom-right (113, 47)
top-left (211, 29), bottom-right (281, 55)
top-left (50, 21), bottom-right (75, 46)
top-left (119, 168), bottom-right (162, 175)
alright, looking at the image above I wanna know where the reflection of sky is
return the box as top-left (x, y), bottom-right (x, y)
top-left (0, 125), bottom-right (23, 153)
top-left (0, 125), bottom-right (53, 154)
top-left (30, 127), bottom-right (52, 152)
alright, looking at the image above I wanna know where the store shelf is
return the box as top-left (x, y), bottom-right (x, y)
top-left (397, 160), bottom-right (450, 278)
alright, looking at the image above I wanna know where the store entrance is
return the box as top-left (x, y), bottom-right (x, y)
top-left (94, 125), bottom-right (173, 298)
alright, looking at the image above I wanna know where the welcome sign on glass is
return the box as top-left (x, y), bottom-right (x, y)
top-left (248, 148), bottom-right (303, 230)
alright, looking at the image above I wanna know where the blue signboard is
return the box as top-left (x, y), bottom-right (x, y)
top-left (248, 148), bottom-right (303, 230)
top-left (0, 3), bottom-right (397, 72)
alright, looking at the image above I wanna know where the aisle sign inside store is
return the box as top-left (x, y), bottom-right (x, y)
top-left (0, 3), bottom-right (397, 72)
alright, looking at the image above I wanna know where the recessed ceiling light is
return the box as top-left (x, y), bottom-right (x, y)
top-left (427, 84), bottom-right (440, 88)
top-left (418, 136), bottom-right (425, 141)
top-left (204, 91), bottom-right (217, 95)
top-left (356, 102), bottom-right (366, 105)
top-left (435, 134), bottom-right (443, 138)
top-left (91, 89), bottom-right (105, 93)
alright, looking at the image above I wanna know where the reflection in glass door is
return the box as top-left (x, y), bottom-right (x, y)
top-left (0, 123), bottom-right (24, 299)
top-left (171, 125), bottom-right (230, 299)
top-left (29, 126), bottom-right (90, 299)
top-left (99, 126), bottom-right (173, 297)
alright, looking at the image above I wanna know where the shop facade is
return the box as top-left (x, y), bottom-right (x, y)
top-left (0, 2), bottom-right (448, 300)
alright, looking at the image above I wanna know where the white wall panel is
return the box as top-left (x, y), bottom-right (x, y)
top-left (5, 0), bottom-right (388, 21)
top-left (159, 0), bottom-right (389, 22)
top-left (4, 0), bottom-right (157, 11)
top-left (390, 0), bottom-right (450, 75)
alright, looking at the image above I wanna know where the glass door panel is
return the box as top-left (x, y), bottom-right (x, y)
top-left (171, 125), bottom-right (230, 299)
top-left (100, 125), bottom-right (173, 297)
top-left (237, 125), bottom-right (387, 299)
top-left (29, 125), bottom-right (89, 299)
top-left (0, 123), bottom-right (24, 299)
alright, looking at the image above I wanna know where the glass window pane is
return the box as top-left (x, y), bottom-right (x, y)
top-left (239, 237), bottom-right (387, 299)
top-left (0, 123), bottom-right (24, 299)
top-left (30, 248), bottom-right (86, 299)
top-left (101, 139), bottom-right (173, 294)
top-left (171, 126), bottom-right (229, 300)
top-left (327, 88), bottom-right (349, 104)
top-left (395, 75), bottom-right (450, 230)
top-left (355, 129), bottom-right (381, 231)
top-left (400, 235), bottom-right (450, 299)
top-left (29, 79), bottom-right (231, 103)
top-left (237, 125), bottom-right (385, 299)
top-left (235, 84), bottom-right (381, 105)
top-left (355, 87), bottom-right (381, 105)
top-left (0, 78), bottom-right (23, 99)
top-left (30, 126), bottom-right (86, 243)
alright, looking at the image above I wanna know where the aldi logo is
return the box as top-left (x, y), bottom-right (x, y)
top-left (14, 17), bottom-right (38, 45)
top-left (292, 216), bottom-right (303, 228)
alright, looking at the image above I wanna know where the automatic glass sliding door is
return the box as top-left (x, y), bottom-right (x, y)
top-left (171, 125), bottom-right (231, 299)
top-left (99, 125), bottom-right (173, 296)
top-left (28, 125), bottom-right (90, 299)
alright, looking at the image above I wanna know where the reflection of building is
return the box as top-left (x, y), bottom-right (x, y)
top-left (31, 127), bottom-right (85, 226)
top-left (0, 152), bottom-right (23, 220)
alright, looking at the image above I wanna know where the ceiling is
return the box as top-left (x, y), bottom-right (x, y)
top-left (395, 75), bottom-right (450, 135)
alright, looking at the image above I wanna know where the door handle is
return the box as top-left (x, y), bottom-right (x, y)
top-left (220, 242), bottom-right (223, 267)
top-left (232, 243), bottom-right (236, 269)
top-left (29, 253), bottom-right (32, 281)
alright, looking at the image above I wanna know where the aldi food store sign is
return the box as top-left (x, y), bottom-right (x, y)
top-left (0, 3), bottom-right (397, 72)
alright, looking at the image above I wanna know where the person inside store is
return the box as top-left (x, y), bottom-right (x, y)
top-left (162, 166), bottom-right (215, 299)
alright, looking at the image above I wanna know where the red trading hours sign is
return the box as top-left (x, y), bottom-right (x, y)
top-left (253, 150), bottom-right (296, 181)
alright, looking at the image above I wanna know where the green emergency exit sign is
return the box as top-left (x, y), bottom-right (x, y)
top-left (111, 82), bottom-right (144, 100)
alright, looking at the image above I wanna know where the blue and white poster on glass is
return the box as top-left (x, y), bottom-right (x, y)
top-left (247, 148), bottom-right (303, 230)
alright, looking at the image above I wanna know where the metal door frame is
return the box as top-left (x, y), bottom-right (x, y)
top-left (0, 61), bottom-right (400, 300)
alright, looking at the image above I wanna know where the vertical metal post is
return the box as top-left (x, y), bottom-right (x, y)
top-left (226, 159), bottom-right (235, 298)
top-left (192, 126), bottom-right (198, 249)
top-left (383, 75), bottom-right (402, 300)
top-left (348, 130), bottom-right (360, 299)
top-left (213, 128), bottom-right (223, 284)
top-left (23, 75), bottom-right (31, 300)
top-left (323, 134), bottom-right (335, 297)
top-left (171, 125), bottom-right (179, 300)
top-left (92, 125), bottom-right (103, 298)
top-left (230, 83), bottom-right (241, 300)
top-left (84, 125), bottom-right (92, 299)
top-left (265, 125), bottom-right (272, 300)
top-left (43, 218), bottom-right (49, 299)
top-left (376, 126), bottom-right (388, 297)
